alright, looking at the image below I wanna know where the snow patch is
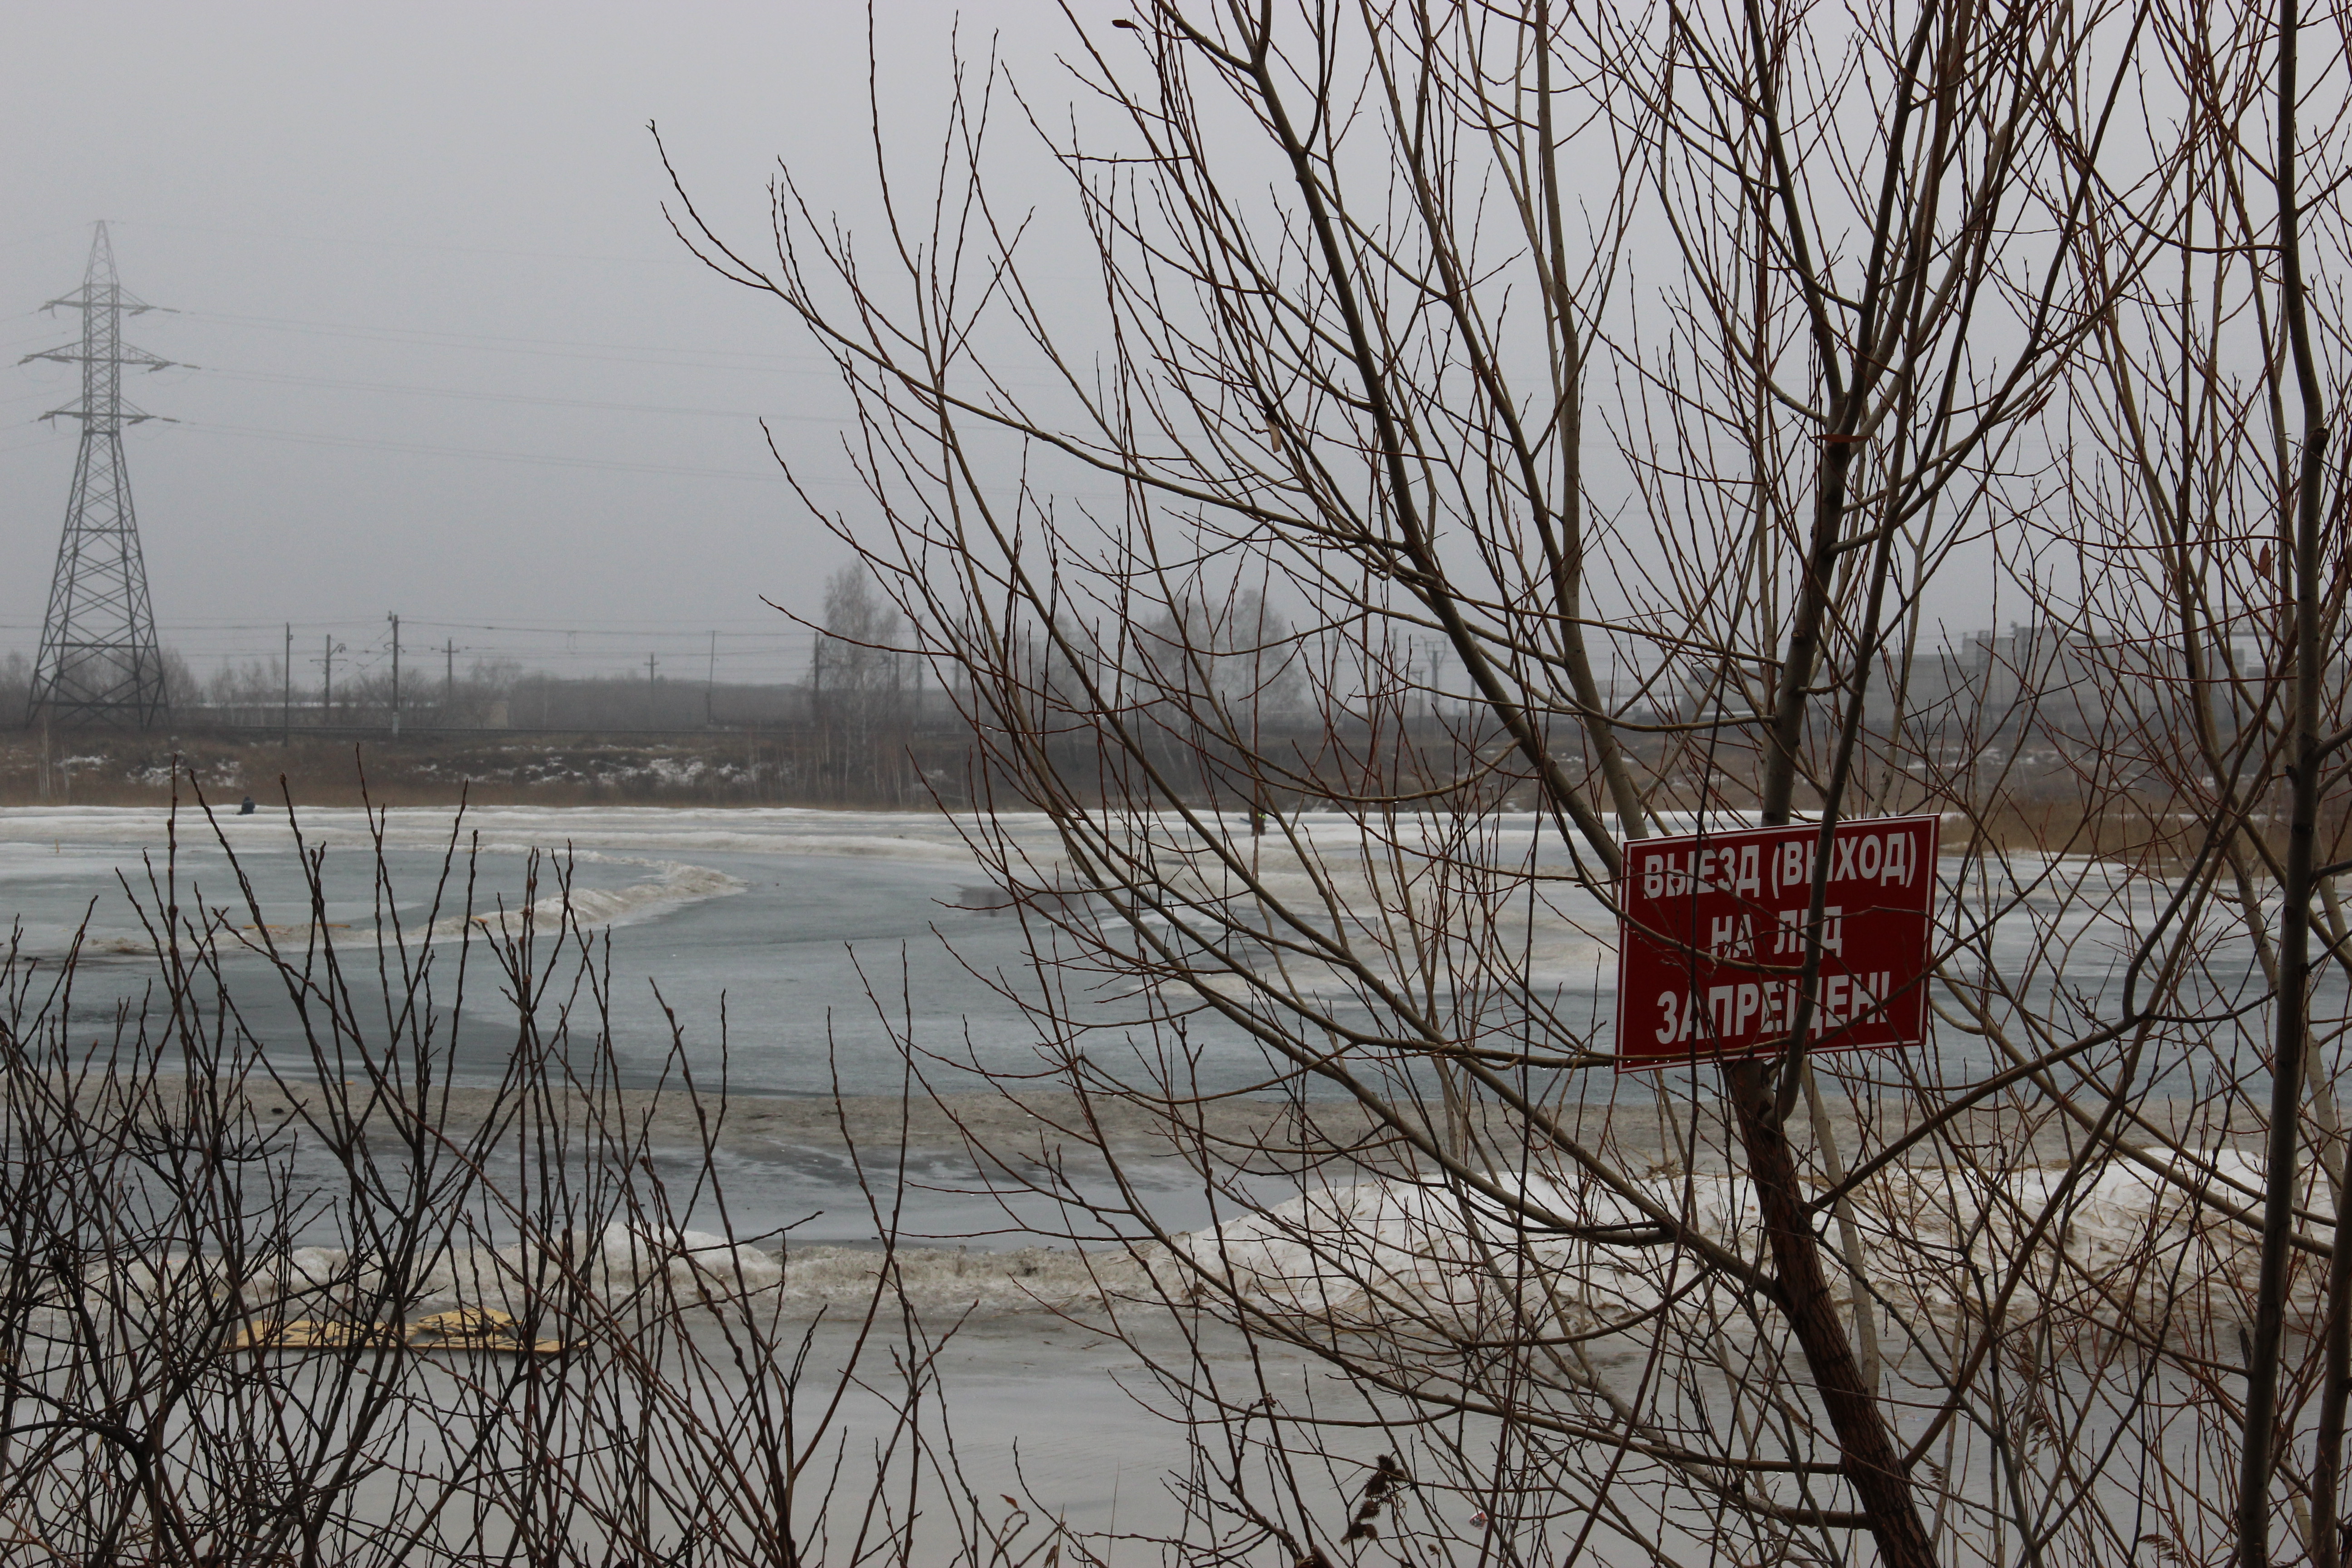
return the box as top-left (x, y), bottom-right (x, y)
top-left (1173, 1152), bottom-right (2294, 1334)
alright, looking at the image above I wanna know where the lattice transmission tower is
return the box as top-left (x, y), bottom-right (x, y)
top-left (24, 222), bottom-right (172, 728)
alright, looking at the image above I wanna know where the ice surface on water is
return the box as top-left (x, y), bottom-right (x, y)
top-left (0, 806), bottom-right (1041, 1096)
top-left (0, 805), bottom-right (2255, 1089)
top-left (0, 805), bottom-right (2274, 1257)
top-left (0, 806), bottom-right (2292, 1547)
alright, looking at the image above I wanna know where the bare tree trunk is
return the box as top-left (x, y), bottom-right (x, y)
top-left (1727, 1063), bottom-right (1936, 1567)
top-left (2241, 1), bottom-right (2333, 1557)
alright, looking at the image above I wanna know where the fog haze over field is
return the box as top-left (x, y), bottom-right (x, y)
top-left (0, 2), bottom-right (1060, 685)
top-left (0, 2), bottom-right (2017, 701)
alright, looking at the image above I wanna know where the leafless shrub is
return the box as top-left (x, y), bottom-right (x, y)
top-left (664, 0), bottom-right (2352, 1563)
top-left (0, 783), bottom-right (1074, 1568)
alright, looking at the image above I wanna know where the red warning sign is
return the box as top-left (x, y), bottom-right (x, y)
top-left (1615, 814), bottom-right (1939, 1071)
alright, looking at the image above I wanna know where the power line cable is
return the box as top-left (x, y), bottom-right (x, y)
top-left (118, 220), bottom-right (694, 268)
top-left (174, 418), bottom-right (843, 485)
top-left (118, 615), bottom-right (805, 631)
top-left (175, 309), bottom-right (827, 372)
top-left (168, 310), bottom-right (1062, 387)
top-left (191, 365), bottom-right (848, 423)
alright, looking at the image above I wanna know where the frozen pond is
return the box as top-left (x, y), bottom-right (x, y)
top-left (0, 803), bottom-right (1079, 1098)
top-left (0, 801), bottom-right (2285, 1247)
top-left (0, 799), bottom-right (2278, 1074)
top-left (0, 804), bottom-right (2289, 1561)
top-left (0, 801), bottom-right (2278, 1120)
top-left (0, 804), bottom-right (1556, 1249)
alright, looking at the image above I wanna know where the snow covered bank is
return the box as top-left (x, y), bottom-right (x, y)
top-left (50, 1228), bottom-right (1161, 1343)
top-left (53, 1150), bottom-right (2300, 1342)
top-left (1174, 1152), bottom-right (2297, 1333)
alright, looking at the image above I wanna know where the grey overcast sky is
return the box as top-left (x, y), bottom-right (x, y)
top-left (0, 2), bottom-right (1055, 684)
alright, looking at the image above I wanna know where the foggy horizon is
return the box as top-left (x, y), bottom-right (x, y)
top-left (3, 2), bottom-right (2032, 703)
top-left (0, 2), bottom-right (1049, 691)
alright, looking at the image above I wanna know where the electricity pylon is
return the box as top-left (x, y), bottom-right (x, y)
top-left (24, 223), bottom-right (172, 728)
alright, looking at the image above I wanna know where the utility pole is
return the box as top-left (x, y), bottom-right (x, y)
top-left (282, 622), bottom-right (292, 744)
top-left (647, 652), bottom-right (659, 727)
top-left (320, 637), bottom-right (344, 723)
top-left (444, 639), bottom-right (455, 717)
top-left (24, 223), bottom-right (172, 728)
top-left (706, 631), bottom-right (716, 728)
top-left (387, 613), bottom-right (401, 736)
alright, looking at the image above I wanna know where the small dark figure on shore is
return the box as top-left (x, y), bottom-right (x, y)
top-left (238, 795), bottom-right (256, 815)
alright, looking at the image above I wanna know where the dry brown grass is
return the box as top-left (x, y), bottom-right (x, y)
top-left (1, 729), bottom-right (926, 808)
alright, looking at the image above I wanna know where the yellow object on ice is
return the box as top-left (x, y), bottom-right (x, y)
top-left (228, 1308), bottom-right (573, 1356)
